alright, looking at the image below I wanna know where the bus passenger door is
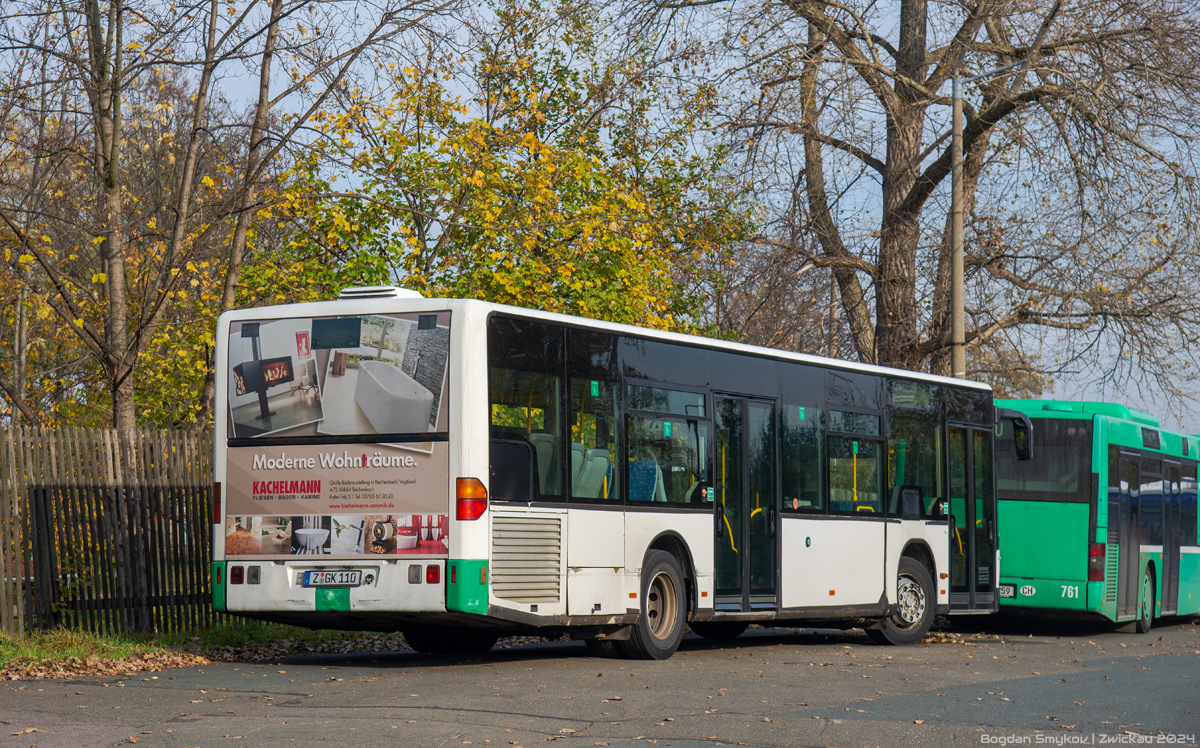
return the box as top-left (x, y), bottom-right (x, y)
top-left (1112, 455), bottom-right (1140, 619)
top-left (1162, 464), bottom-right (1181, 615)
top-left (714, 396), bottom-right (778, 612)
top-left (948, 425), bottom-right (997, 612)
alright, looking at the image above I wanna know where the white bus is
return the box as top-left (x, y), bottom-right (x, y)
top-left (212, 288), bottom-right (1023, 659)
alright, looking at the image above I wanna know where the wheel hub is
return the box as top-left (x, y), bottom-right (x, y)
top-left (646, 571), bottom-right (678, 640)
top-left (896, 573), bottom-right (926, 627)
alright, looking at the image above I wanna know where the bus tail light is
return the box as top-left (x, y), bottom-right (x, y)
top-left (426, 565), bottom-right (441, 584)
top-left (213, 481), bottom-right (222, 524)
top-left (1088, 542), bottom-right (1106, 581)
top-left (456, 478), bottom-right (488, 520)
top-left (230, 565), bottom-right (245, 585)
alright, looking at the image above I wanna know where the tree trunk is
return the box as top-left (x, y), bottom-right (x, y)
top-left (800, 21), bottom-right (875, 362)
top-left (192, 0), bottom-right (284, 432)
top-left (87, 0), bottom-right (136, 431)
top-left (875, 0), bottom-right (927, 371)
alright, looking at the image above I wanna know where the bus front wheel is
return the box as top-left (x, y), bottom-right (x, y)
top-left (870, 557), bottom-right (934, 646)
top-left (1136, 569), bottom-right (1154, 634)
top-left (619, 550), bottom-right (686, 660)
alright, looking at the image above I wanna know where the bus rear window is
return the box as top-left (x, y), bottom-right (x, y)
top-left (996, 418), bottom-right (1092, 502)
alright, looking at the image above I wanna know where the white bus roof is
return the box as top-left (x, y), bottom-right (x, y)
top-left (218, 296), bottom-right (991, 392)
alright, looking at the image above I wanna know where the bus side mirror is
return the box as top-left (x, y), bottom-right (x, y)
top-left (996, 408), bottom-right (1033, 461)
top-left (1011, 417), bottom-right (1032, 461)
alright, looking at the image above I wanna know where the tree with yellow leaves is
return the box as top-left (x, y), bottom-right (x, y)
top-left (0, 0), bottom-right (460, 429)
top-left (283, 0), bottom-right (750, 331)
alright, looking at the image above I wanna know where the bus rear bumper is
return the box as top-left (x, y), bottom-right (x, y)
top-left (222, 559), bottom-right (447, 615)
top-left (997, 578), bottom-right (1101, 613)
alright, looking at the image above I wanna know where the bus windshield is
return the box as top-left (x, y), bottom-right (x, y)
top-left (996, 417), bottom-right (1092, 502)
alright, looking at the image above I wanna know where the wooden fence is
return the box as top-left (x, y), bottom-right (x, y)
top-left (0, 427), bottom-right (217, 636)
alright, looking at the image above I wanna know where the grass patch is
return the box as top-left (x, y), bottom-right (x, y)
top-left (0, 628), bottom-right (165, 670)
top-left (0, 622), bottom-right (413, 679)
top-left (1, 621), bottom-right (559, 680)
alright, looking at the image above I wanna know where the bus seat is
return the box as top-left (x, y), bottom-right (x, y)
top-left (529, 433), bottom-right (555, 491)
top-left (574, 449), bottom-right (611, 498)
top-left (685, 481), bottom-right (705, 503)
top-left (653, 466), bottom-right (668, 502)
top-left (571, 442), bottom-right (586, 483)
top-left (629, 456), bottom-right (657, 502)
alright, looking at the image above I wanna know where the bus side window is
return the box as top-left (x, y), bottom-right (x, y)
top-left (489, 439), bottom-right (536, 502)
top-left (827, 410), bottom-right (883, 515)
top-left (781, 404), bottom-right (823, 513)
top-left (1183, 465), bottom-right (1198, 545)
top-left (886, 380), bottom-right (945, 519)
top-left (568, 329), bottom-right (621, 503)
top-left (626, 415), bottom-right (709, 505)
top-left (827, 437), bottom-right (881, 514)
top-left (568, 378), bottom-right (620, 502)
top-left (488, 317), bottom-right (566, 502)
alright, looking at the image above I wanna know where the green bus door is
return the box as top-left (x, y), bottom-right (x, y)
top-left (1162, 463), bottom-right (1182, 616)
top-left (714, 396), bottom-right (778, 612)
top-left (1110, 455), bottom-right (1140, 619)
top-left (949, 425), bottom-right (997, 612)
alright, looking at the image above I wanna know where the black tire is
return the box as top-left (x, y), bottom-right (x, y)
top-left (618, 550), bottom-right (687, 660)
top-left (863, 627), bottom-right (889, 645)
top-left (689, 621), bottom-right (749, 640)
top-left (584, 638), bottom-right (622, 658)
top-left (1136, 569), bottom-right (1154, 634)
top-left (873, 557), bottom-right (935, 645)
top-left (403, 627), bottom-right (498, 655)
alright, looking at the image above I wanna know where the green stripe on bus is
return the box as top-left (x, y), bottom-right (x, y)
top-left (211, 562), bottom-right (227, 612)
top-left (446, 560), bottom-right (488, 615)
top-left (316, 587), bottom-right (350, 613)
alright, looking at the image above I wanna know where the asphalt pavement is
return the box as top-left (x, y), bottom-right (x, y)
top-left (2, 617), bottom-right (1198, 748)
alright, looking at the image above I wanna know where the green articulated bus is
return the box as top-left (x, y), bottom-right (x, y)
top-left (993, 400), bottom-right (1200, 632)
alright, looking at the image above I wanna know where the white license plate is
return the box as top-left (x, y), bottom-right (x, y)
top-left (303, 570), bottom-right (362, 587)
top-left (997, 584), bottom-right (1016, 599)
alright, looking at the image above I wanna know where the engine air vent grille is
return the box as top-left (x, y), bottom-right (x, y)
top-left (491, 512), bottom-right (562, 605)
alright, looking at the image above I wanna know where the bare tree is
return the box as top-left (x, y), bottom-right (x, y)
top-left (624, 0), bottom-right (1200, 401)
top-left (0, 0), bottom-right (460, 430)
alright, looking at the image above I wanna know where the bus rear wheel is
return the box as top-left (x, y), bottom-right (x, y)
top-left (870, 557), bottom-right (934, 646)
top-left (1136, 569), bottom-right (1154, 634)
top-left (619, 550), bottom-right (686, 660)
